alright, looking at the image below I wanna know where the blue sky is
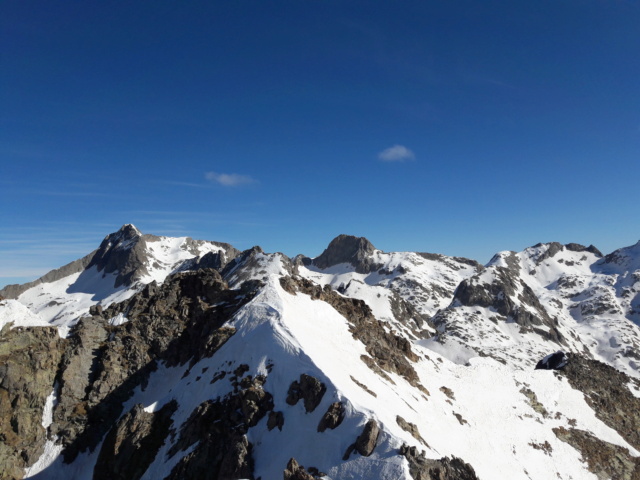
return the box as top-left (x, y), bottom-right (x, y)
top-left (2, 1), bottom-right (640, 288)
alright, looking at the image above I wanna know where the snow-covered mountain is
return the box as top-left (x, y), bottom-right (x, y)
top-left (1, 225), bottom-right (640, 480)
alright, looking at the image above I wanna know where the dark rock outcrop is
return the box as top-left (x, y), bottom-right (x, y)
top-left (400, 444), bottom-right (480, 480)
top-left (560, 355), bottom-right (640, 451)
top-left (553, 427), bottom-right (640, 480)
top-left (86, 224), bottom-right (149, 288)
top-left (343, 419), bottom-right (380, 460)
top-left (565, 243), bottom-right (603, 257)
top-left (93, 401), bottom-right (178, 480)
top-left (53, 269), bottom-right (256, 462)
top-left (0, 326), bottom-right (64, 480)
top-left (286, 374), bottom-right (326, 413)
top-left (535, 351), bottom-right (568, 370)
top-left (317, 402), bottom-right (346, 432)
top-left (283, 458), bottom-right (315, 480)
top-left (281, 276), bottom-right (423, 390)
top-left (313, 235), bottom-right (380, 274)
top-left (166, 373), bottom-right (273, 480)
top-left (396, 416), bottom-right (428, 446)
top-left (453, 266), bottom-right (564, 343)
top-left (355, 419), bottom-right (380, 456)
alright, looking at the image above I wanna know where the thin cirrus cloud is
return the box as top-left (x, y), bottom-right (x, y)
top-left (378, 144), bottom-right (415, 162)
top-left (205, 171), bottom-right (257, 187)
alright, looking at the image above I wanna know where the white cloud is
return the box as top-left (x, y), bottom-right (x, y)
top-left (205, 171), bottom-right (257, 187)
top-left (377, 144), bottom-right (415, 162)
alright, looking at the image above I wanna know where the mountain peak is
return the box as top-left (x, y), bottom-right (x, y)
top-left (313, 234), bottom-right (379, 273)
top-left (110, 224), bottom-right (143, 245)
top-left (119, 223), bottom-right (141, 236)
top-left (87, 225), bottom-right (149, 287)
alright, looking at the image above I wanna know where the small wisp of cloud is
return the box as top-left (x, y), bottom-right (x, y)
top-left (378, 144), bottom-right (415, 162)
top-left (205, 171), bottom-right (257, 187)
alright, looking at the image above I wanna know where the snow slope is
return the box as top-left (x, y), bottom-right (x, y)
top-left (24, 273), bottom-right (638, 480)
top-left (2, 227), bottom-right (639, 480)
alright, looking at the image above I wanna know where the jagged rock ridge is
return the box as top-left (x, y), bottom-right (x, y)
top-left (1, 227), bottom-right (640, 479)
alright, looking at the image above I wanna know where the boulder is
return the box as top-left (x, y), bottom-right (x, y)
top-left (535, 351), bottom-right (568, 370)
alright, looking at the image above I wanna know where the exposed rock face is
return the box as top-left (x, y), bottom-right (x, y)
top-left (400, 444), bottom-right (480, 480)
top-left (286, 374), bottom-right (327, 413)
top-left (167, 373), bottom-right (273, 480)
top-left (283, 458), bottom-right (315, 480)
top-left (313, 235), bottom-right (380, 274)
top-left (553, 427), bottom-right (640, 480)
top-left (389, 291), bottom-right (435, 333)
top-left (0, 326), bottom-right (64, 480)
top-left (565, 243), bottom-right (603, 257)
top-left (178, 249), bottom-right (237, 273)
top-left (317, 402), bottom-right (346, 432)
top-left (52, 269), bottom-right (255, 462)
top-left (281, 276), bottom-right (423, 389)
top-left (52, 317), bottom-right (110, 452)
top-left (93, 401), bottom-right (178, 480)
top-left (453, 266), bottom-right (564, 343)
top-left (86, 224), bottom-right (149, 288)
top-left (416, 252), bottom-right (483, 271)
top-left (560, 355), bottom-right (640, 451)
top-left (221, 246), bottom-right (294, 288)
top-left (396, 416), bottom-right (428, 446)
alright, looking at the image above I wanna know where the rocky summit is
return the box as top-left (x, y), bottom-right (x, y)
top-left (1, 225), bottom-right (640, 479)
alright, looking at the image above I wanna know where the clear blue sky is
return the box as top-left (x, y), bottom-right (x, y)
top-left (2, 1), bottom-right (640, 288)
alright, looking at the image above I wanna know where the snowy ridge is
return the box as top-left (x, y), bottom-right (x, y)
top-left (23, 270), bottom-right (640, 480)
top-left (1, 227), bottom-right (640, 479)
top-left (431, 242), bottom-right (640, 378)
top-left (4, 227), bottom-right (238, 336)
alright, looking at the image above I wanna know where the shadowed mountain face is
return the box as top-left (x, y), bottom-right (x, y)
top-left (1, 227), bottom-right (640, 480)
top-left (85, 224), bottom-right (149, 288)
top-left (312, 234), bottom-right (379, 274)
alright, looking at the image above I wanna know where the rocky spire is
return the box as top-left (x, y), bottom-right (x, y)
top-left (87, 224), bottom-right (149, 288)
top-left (313, 234), bottom-right (380, 274)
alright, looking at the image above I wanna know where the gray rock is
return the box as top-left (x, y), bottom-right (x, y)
top-left (396, 416), bottom-right (428, 446)
top-left (453, 266), bottom-right (564, 343)
top-left (565, 243), bottom-right (603, 257)
top-left (93, 401), bottom-right (177, 480)
top-left (317, 402), bottom-right (345, 432)
top-left (355, 419), bottom-right (380, 457)
top-left (283, 457), bottom-right (315, 480)
top-left (313, 234), bottom-right (380, 274)
top-left (560, 355), bottom-right (640, 451)
top-left (400, 444), bottom-right (480, 480)
top-left (553, 427), bottom-right (640, 480)
top-left (286, 374), bottom-right (327, 413)
top-left (54, 269), bottom-right (254, 463)
top-left (166, 372), bottom-right (272, 480)
top-left (281, 276), bottom-right (424, 391)
top-left (0, 326), bottom-right (64, 479)
top-left (86, 224), bottom-right (150, 288)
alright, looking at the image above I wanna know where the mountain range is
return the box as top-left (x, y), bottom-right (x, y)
top-left (1, 224), bottom-right (640, 480)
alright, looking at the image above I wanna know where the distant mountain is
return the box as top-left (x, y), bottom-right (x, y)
top-left (1, 225), bottom-right (639, 479)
